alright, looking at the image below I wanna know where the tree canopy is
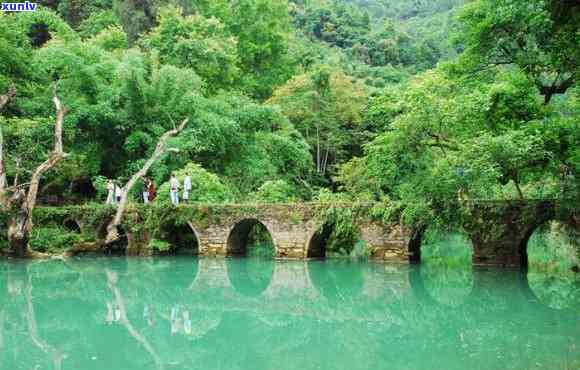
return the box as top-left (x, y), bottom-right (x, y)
top-left (0, 0), bottom-right (577, 225)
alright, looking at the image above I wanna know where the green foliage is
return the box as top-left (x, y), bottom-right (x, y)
top-left (421, 230), bottom-right (473, 267)
top-left (528, 221), bottom-right (579, 273)
top-left (78, 9), bottom-right (120, 38)
top-left (340, 64), bottom-right (579, 224)
top-left (88, 25), bottom-right (128, 50)
top-left (314, 201), bottom-right (363, 257)
top-left (230, 0), bottom-right (296, 99)
top-left (148, 238), bottom-right (172, 253)
top-left (456, 0), bottom-right (580, 104)
top-left (155, 163), bottom-right (235, 204)
top-left (268, 67), bottom-right (367, 180)
top-left (142, 6), bottom-right (239, 92)
top-left (114, 0), bottom-right (156, 45)
top-left (1, 0), bottom-right (578, 265)
top-left (247, 243), bottom-right (276, 258)
top-left (55, 0), bottom-right (114, 28)
top-left (252, 180), bottom-right (298, 203)
top-left (29, 226), bottom-right (86, 253)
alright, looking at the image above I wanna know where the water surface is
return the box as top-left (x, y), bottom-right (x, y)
top-left (0, 257), bottom-right (578, 370)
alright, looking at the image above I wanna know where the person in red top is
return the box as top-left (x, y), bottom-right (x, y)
top-left (147, 178), bottom-right (157, 201)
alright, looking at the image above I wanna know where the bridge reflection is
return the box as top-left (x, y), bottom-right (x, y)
top-left (0, 259), bottom-right (578, 370)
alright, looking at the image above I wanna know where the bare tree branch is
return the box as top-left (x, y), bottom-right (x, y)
top-left (105, 118), bottom-right (188, 244)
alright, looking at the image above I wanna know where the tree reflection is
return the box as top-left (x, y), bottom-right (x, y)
top-left (421, 231), bottom-right (473, 266)
top-left (420, 263), bottom-right (474, 307)
top-left (226, 257), bottom-right (275, 297)
top-left (106, 268), bottom-right (165, 370)
top-left (0, 257), bottom-right (578, 370)
top-left (24, 271), bottom-right (67, 370)
top-left (527, 221), bottom-right (579, 272)
top-left (307, 260), bottom-right (364, 305)
top-left (527, 271), bottom-right (580, 310)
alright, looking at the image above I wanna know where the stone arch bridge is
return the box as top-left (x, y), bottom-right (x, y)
top-left (32, 199), bottom-right (578, 267)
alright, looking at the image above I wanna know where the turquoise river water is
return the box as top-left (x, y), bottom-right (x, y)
top-left (0, 257), bottom-right (578, 370)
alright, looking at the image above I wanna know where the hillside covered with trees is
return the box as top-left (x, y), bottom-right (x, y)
top-left (0, 0), bottom-right (578, 227)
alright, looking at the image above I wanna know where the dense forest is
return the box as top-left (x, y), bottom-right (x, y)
top-left (0, 0), bottom-right (578, 228)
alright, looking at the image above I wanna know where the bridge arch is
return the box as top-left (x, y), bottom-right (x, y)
top-left (306, 223), bottom-right (333, 258)
top-left (408, 227), bottom-right (473, 264)
top-left (226, 218), bottom-right (276, 257)
top-left (155, 221), bottom-right (200, 255)
top-left (63, 218), bottom-right (81, 234)
top-left (521, 219), bottom-right (579, 270)
top-left (306, 221), bottom-right (364, 258)
top-left (516, 204), bottom-right (557, 268)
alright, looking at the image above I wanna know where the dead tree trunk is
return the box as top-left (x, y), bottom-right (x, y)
top-left (6, 86), bottom-right (68, 257)
top-left (105, 118), bottom-right (188, 244)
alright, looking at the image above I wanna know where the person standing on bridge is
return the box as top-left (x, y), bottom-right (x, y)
top-left (114, 181), bottom-right (123, 204)
top-left (148, 178), bottom-right (157, 202)
top-left (106, 179), bottom-right (115, 205)
top-left (170, 174), bottom-right (180, 206)
top-left (183, 174), bottom-right (192, 203)
top-left (141, 176), bottom-right (150, 204)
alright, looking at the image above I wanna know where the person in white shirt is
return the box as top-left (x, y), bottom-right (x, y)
top-left (183, 175), bottom-right (192, 203)
top-left (106, 179), bottom-right (115, 205)
top-left (169, 174), bottom-right (180, 206)
top-left (142, 176), bottom-right (150, 204)
top-left (114, 182), bottom-right (123, 204)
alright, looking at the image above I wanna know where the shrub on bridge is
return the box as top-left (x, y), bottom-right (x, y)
top-left (29, 226), bottom-right (86, 254)
top-left (154, 163), bottom-right (235, 204)
top-left (251, 180), bottom-right (298, 203)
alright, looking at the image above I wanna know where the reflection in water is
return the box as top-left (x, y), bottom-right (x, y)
top-left (421, 231), bottom-right (473, 265)
top-left (0, 258), bottom-right (578, 370)
top-left (420, 263), bottom-right (473, 307)
top-left (527, 271), bottom-right (580, 310)
top-left (106, 268), bottom-right (165, 370)
top-left (24, 272), bottom-right (67, 370)
top-left (527, 221), bottom-right (579, 271)
top-left (226, 258), bottom-right (275, 297)
top-left (307, 260), bottom-right (364, 303)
